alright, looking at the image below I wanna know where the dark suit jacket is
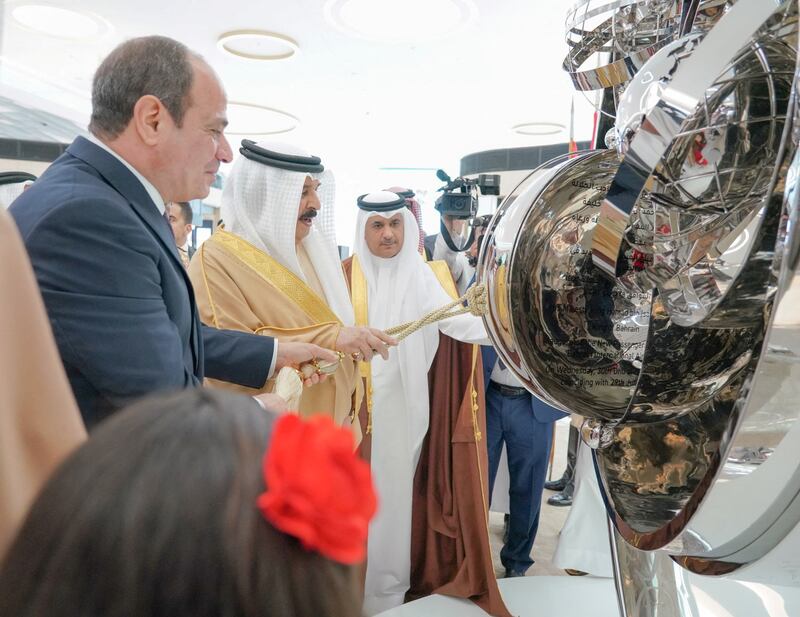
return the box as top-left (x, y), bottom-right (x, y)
top-left (423, 233), bottom-right (436, 262)
top-left (10, 136), bottom-right (274, 427)
top-left (480, 346), bottom-right (567, 423)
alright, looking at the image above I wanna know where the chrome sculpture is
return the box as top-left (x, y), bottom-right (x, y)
top-left (478, 0), bottom-right (800, 614)
top-left (563, 0), bottom-right (683, 92)
top-left (563, 0), bottom-right (731, 101)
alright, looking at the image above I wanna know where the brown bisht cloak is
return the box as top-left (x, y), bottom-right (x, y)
top-left (343, 256), bottom-right (510, 617)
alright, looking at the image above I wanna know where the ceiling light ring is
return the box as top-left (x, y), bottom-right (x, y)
top-left (217, 30), bottom-right (300, 61)
top-left (9, 1), bottom-right (111, 40)
top-left (226, 101), bottom-right (300, 136)
top-left (511, 122), bottom-right (567, 136)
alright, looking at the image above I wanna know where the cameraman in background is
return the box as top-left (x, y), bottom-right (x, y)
top-left (429, 170), bottom-right (499, 295)
top-left (432, 215), bottom-right (487, 295)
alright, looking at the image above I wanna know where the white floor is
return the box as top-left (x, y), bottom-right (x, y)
top-left (376, 576), bottom-right (618, 617)
top-left (376, 415), bottom-right (800, 617)
top-left (376, 569), bottom-right (800, 617)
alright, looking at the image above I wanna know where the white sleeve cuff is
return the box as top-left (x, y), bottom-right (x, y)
top-left (268, 339), bottom-right (278, 379)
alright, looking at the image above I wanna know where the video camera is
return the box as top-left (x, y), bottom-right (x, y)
top-left (434, 169), bottom-right (500, 252)
top-left (434, 170), bottom-right (501, 219)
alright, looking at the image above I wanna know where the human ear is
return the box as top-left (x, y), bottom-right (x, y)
top-left (132, 95), bottom-right (167, 146)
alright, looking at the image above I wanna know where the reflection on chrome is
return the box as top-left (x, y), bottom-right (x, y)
top-left (562, 0), bottom-right (732, 94)
top-left (596, 6), bottom-right (796, 325)
top-left (480, 0), bottom-right (800, 615)
top-left (478, 147), bottom-right (767, 432)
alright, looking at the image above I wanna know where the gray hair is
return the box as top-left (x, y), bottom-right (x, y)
top-left (89, 36), bottom-right (202, 139)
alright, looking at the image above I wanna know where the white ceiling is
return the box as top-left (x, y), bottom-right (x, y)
top-left (0, 0), bottom-right (599, 241)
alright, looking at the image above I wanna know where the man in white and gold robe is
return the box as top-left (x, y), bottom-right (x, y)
top-left (189, 141), bottom-right (393, 437)
top-left (344, 192), bottom-right (509, 617)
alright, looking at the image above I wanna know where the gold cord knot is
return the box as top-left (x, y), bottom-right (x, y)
top-left (384, 283), bottom-right (488, 341)
top-left (465, 283), bottom-right (488, 317)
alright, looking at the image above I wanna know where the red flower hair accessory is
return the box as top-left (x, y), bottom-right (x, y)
top-left (256, 414), bottom-right (377, 564)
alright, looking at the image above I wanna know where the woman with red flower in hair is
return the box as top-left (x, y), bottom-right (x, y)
top-left (0, 389), bottom-right (377, 617)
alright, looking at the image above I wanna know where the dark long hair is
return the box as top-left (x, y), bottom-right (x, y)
top-left (0, 389), bottom-right (361, 617)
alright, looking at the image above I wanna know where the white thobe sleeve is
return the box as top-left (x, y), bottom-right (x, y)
top-left (439, 311), bottom-right (490, 345)
top-left (433, 233), bottom-right (475, 296)
top-left (421, 265), bottom-right (490, 345)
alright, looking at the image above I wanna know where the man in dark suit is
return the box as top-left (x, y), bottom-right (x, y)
top-left (10, 36), bottom-right (338, 428)
top-left (166, 201), bottom-right (195, 268)
top-left (481, 345), bottom-right (567, 578)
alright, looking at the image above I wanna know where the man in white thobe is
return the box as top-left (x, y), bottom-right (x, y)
top-left (347, 191), bottom-right (489, 615)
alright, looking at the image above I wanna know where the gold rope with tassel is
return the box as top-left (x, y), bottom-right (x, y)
top-left (292, 283), bottom-right (488, 381)
top-left (287, 275), bottom-right (489, 428)
top-left (384, 283), bottom-right (488, 341)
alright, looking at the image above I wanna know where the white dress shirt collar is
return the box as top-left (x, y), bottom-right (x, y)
top-left (87, 133), bottom-right (166, 215)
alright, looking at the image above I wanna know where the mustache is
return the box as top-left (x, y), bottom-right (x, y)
top-left (298, 209), bottom-right (318, 220)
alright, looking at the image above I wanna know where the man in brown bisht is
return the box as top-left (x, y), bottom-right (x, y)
top-left (0, 208), bottom-right (86, 559)
top-left (343, 191), bottom-right (510, 617)
top-left (188, 141), bottom-right (394, 439)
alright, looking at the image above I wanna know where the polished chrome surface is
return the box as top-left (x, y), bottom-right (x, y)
top-left (622, 26), bottom-right (795, 327)
top-left (581, 0), bottom-right (800, 553)
top-left (562, 0), bottom-right (731, 94)
top-left (612, 510), bottom-right (800, 616)
top-left (563, 0), bottom-right (684, 92)
top-left (658, 74), bottom-right (800, 568)
top-left (581, 417), bottom-right (617, 449)
top-left (591, 0), bottom-right (795, 296)
top-left (479, 2), bottom-right (800, 614)
top-left (504, 149), bottom-right (649, 421)
top-left (478, 155), bottom-right (576, 408)
top-left (478, 148), bottom-right (764, 431)
top-left (611, 521), bottom-right (695, 617)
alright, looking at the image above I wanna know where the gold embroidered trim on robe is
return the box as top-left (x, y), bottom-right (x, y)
top-left (349, 256), bottom-right (463, 433)
top-left (350, 255), bottom-right (374, 432)
top-left (427, 260), bottom-right (459, 300)
top-left (468, 344), bottom-right (489, 524)
top-left (212, 229), bottom-right (341, 326)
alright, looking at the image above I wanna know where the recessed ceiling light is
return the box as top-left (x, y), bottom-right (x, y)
top-left (10, 3), bottom-right (110, 40)
top-left (217, 30), bottom-right (299, 61)
top-left (511, 122), bottom-right (566, 136)
top-left (226, 102), bottom-right (299, 136)
top-left (324, 0), bottom-right (478, 42)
